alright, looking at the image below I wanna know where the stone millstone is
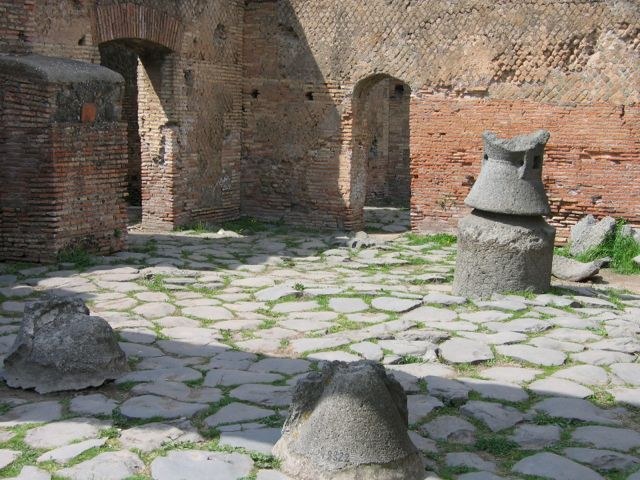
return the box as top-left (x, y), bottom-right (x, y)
top-left (453, 210), bottom-right (555, 299)
top-left (273, 361), bottom-right (424, 480)
top-left (1, 296), bottom-right (128, 394)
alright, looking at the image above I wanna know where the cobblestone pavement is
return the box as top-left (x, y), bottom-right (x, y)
top-left (0, 222), bottom-right (639, 480)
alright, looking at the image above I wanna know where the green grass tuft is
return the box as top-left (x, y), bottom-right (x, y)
top-left (573, 220), bottom-right (640, 275)
top-left (405, 232), bottom-right (457, 248)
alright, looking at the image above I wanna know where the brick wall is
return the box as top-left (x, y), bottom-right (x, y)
top-left (0, 0), bottom-right (34, 53)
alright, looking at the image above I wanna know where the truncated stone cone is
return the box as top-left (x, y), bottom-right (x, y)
top-left (453, 210), bottom-right (555, 299)
top-left (273, 361), bottom-right (424, 480)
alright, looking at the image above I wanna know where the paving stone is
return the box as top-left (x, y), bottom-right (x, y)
top-left (181, 305), bottom-right (234, 321)
top-left (572, 349), bottom-right (635, 365)
top-left (119, 421), bottom-right (203, 452)
top-left (590, 338), bottom-right (640, 354)
top-left (420, 415), bottom-right (477, 444)
top-left (511, 424), bottom-right (561, 449)
top-left (460, 311), bottom-right (512, 323)
top-left (132, 382), bottom-right (222, 404)
top-left (546, 316), bottom-right (600, 329)
top-left (0, 449), bottom-right (19, 469)
top-left (204, 403), bottom-right (275, 427)
top-left (119, 341), bottom-right (164, 358)
top-left (572, 426), bottom-right (640, 452)
top-left (496, 345), bottom-right (566, 366)
top-left (37, 438), bottom-right (106, 463)
top-left (136, 291), bottom-right (170, 302)
top-left (151, 450), bottom-right (253, 480)
top-left (611, 387), bottom-right (640, 407)
top-left (401, 305), bottom-right (457, 322)
top-left (24, 417), bottom-right (107, 449)
top-left (0, 401), bottom-right (63, 427)
top-left (458, 331), bottom-right (527, 345)
top-left (531, 397), bottom-right (621, 425)
top-left (461, 400), bottom-right (524, 432)
top-left (206, 350), bottom-right (258, 370)
top-left (378, 339), bottom-right (434, 356)
top-left (611, 363), bottom-right (640, 386)
top-left (439, 338), bottom-right (493, 364)
top-left (407, 395), bottom-right (444, 424)
top-left (551, 365), bottom-right (609, 386)
top-left (230, 384), bottom-right (292, 407)
top-left (512, 452), bottom-right (605, 480)
top-left (476, 298), bottom-right (528, 311)
top-left (459, 377), bottom-right (529, 402)
top-left (120, 395), bottom-right (207, 419)
top-left (248, 358), bottom-right (310, 375)
top-left (4, 466), bottom-right (51, 480)
top-left (255, 285), bottom-right (299, 302)
top-left (564, 447), bottom-right (640, 471)
top-left (289, 337), bottom-right (350, 354)
top-left (117, 367), bottom-right (203, 384)
top-left (422, 293), bottom-right (467, 305)
top-left (308, 350), bottom-right (362, 363)
top-left (157, 339), bottom-right (229, 357)
top-left (272, 301), bottom-right (319, 313)
top-left (328, 297), bottom-right (369, 313)
top-left (485, 318), bottom-right (552, 333)
top-left (156, 316), bottom-right (201, 328)
top-left (480, 366), bottom-right (542, 384)
top-left (57, 451), bottom-right (145, 480)
top-left (546, 328), bottom-right (601, 343)
top-left (529, 336), bottom-right (584, 353)
top-left (445, 452), bottom-right (497, 473)
top-left (350, 341), bottom-right (384, 361)
top-left (425, 376), bottom-right (470, 405)
top-left (371, 296), bottom-right (422, 312)
top-left (528, 378), bottom-right (594, 398)
top-left (204, 369), bottom-right (282, 387)
top-left (219, 427), bottom-right (281, 455)
top-left (175, 298), bottom-right (222, 307)
top-left (457, 473), bottom-right (507, 480)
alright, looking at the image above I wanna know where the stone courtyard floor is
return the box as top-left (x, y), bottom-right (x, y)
top-left (0, 222), bottom-right (639, 480)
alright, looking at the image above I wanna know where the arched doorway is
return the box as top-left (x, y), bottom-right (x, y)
top-left (351, 75), bottom-right (412, 232)
top-left (98, 39), bottom-right (173, 228)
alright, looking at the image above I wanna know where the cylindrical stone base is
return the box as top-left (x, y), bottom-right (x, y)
top-left (453, 210), bottom-right (556, 299)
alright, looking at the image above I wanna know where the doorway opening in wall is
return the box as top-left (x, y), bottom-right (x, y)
top-left (353, 75), bottom-right (412, 233)
top-left (99, 39), bottom-right (170, 228)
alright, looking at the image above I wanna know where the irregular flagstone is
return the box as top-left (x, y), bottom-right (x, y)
top-left (4, 466), bottom-right (51, 480)
top-left (511, 424), bottom-right (561, 449)
top-left (132, 382), bottom-right (222, 404)
top-left (572, 426), bottom-right (640, 452)
top-left (460, 311), bottom-right (511, 323)
top-left (350, 341), bottom-right (384, 361)
top-left (610, 363), bottom-right (640, 385)
top-left (422, 293), bottom-right (467, 305)
top-left (272, 301), bottom-right (319, 313)
top-left (157, 339), bottom-right (229, 357)
top-left (119, 421), bottom-right (203, 452)
top-left (206, 351), bottom-right (258, 370)
top-left (445, 452), bottom-right (497, 473)
top-left (458, 331), bottom-right (527, 345)
top-left (371, 296), bottom-right (422, 312)
top-left (590, 338), bottom-right (640, 354)
top-left (407, 395), bottom-right (444, 424)
top-left (529, 336), bottom-right (584, 353)
top-left (461, 400), bottom-right (525, 432)
top-left (24, 417), bottom-right (108, 449)
top-left (407, 431), bottom-right (437, 453)
top-left (219, 427), bottom-right (281, 455)
top-left (248, 358), bottom-right (310, 375)
top-left (203, 369), bottom-right (283, 387)
top-left (531, 397), bottom-right (622, 425)
top-left (485, 318), bottom-right (552, 333)
top-left (457, 473), bottom-right (507, 480)
top-left (528, 378), bottom-right (594, 398)
top-left (476, 298), bottom-right (528, 311)
top-left (496, 345), bottom-right (566, 366)
top-left (480, 366), bottom-right (542, 384)
top-left (425, 376), bottom-right (470, 405)
top-left (0, 401), bottom-right (63, 427)
top-left (564, 447), bottom-right (640, 471)
top-left (37, 438), bottom-right (106, 463)
top-left (546, 328), bottom-right (601, 343)
top-left (151, 450), bottom-right (253, 480)
top-left (120, 395), bottom-right (207, 419)
top-left (181, 306), bottom-right (233, 321)
top-left (328, 297), bottom-right (369, 313)
top-left (57, 451), bottom-right (145, 480)
top-left (512, 452), bottom-right (605, 480)
top-left (255, 285), bottom-right (299, 302)
top-left (401, 306), bottom-right (457, 323)
top-left (377, 339), bottom-right (435, 356)
top-left (117, 367), bottom-right (203, 384)
top-left (571, 349), bottom-right (635, 366)
top-left (204, 403), bottom-right (275, 427)
top-left (459, 377), bottom-right (529, 402)
top-left (230, 384), bottom-right (292, 407)
top-left (289, 337), bottom-right (350, 354)
top-left (307, 351), bottom-right (362, 363)
top-left (551, 365), bottom-right (609, 386)
top-left (0, 449), bottom-right (20, 469)
top-left (119, 341), bottom-right (164, 358)
top-left (611, 387), bottom-right (640, 407)
top-left (386, 363), bottom-right (456, 392)
top-left (420, 415), bottom-right (477, 444)
top-left (439, 338), bottom-right (493, 364)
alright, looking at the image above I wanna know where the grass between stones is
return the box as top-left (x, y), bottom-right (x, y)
top-left (405, 233), bottom-right (457, 248)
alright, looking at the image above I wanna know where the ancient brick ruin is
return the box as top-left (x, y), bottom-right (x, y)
top-left (0, 0), bottom-right (639, 261)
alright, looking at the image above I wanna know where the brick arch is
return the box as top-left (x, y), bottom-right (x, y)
top-left (343, 73), bottom-right (413, 228)
top-left (92, 3), bottom-right (184, 52)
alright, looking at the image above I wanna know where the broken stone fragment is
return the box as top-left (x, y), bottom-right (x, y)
top-left (273, 361), bottom-right (424, 480)
top-left (569, 215), bottom-right (616, 256)
top-left (1, 295), bottom-right (128, 394)
top-left (552, 255), bottom-right (605, 282)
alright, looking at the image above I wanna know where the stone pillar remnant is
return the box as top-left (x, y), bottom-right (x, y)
top-left (453, 130), bottom-right (556, 299)
top-left (273, 361), bottom-right (424, 480)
